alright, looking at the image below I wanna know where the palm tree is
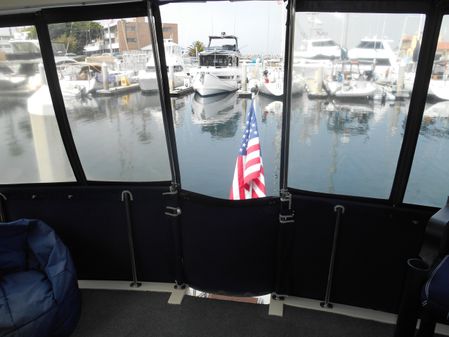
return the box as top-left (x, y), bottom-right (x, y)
top-left (187, 41), bottom-right (205, 57)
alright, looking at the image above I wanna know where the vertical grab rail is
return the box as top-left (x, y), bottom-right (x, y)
top-left (321, 205), bottom-right (345, 308)
top-left (122, 190), bottom-right (141, 288)
top-left (0, 193), bottom-right (7, 222)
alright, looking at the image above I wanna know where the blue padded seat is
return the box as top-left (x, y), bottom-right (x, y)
top-left (422, 255), bottom-right (449, 321)
top-left (0, 219), bottom-right (81, 337)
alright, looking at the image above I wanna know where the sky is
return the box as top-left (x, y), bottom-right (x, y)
top-left (160, 2), bottom-right (433, 56)
top-left (1, 2), bottom-right (443, 57)
top-left (160, 1), bottom-right (286, 55)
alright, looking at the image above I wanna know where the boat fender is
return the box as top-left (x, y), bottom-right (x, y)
top-left (121, 76), bottom-right (129, 86)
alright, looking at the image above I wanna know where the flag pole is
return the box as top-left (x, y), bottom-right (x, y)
top-left (280, 0), bottom-right (296, 192)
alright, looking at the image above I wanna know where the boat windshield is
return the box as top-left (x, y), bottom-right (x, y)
top-left (356, 41), bottom-right (384, 49)
top-left (164, 65), bottom-right (183, 72)
top-left (200, 54), bottom-right (235, 67)
top-left (312, 40), bottom-right (337, 47)
top-left (208, 38), bottom-right (237, 51)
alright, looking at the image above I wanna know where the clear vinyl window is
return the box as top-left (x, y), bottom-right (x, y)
top-left (288, 12), bottom-right (425, 198)
top-left (404, 15), bottom-right (449, 207)
top-left (0, 25), bottom-right (75, 184)
top-left (48, 18), bottom-right (171, 182)
top-left (161, 1), bottom-right (286, 198)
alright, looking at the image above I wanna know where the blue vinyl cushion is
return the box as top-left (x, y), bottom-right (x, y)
top-left (0, 225), bottom-right (28, 273)
top-left (0, 219), bottom-right (81, 337)
top-left (422, 255), bottom-right (449, 320)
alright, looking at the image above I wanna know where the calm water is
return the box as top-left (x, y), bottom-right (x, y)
top-left (1, 90), bottom-right (448, 207)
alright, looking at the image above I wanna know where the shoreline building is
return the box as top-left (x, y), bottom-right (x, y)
top-left (84, 19), bottom-right (178, 55)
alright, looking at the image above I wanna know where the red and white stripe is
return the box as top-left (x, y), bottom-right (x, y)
top-left (230, 137), bottom-right (266, 200)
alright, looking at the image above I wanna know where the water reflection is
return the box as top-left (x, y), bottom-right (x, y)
top-left (0, 99), bottom-right (29, 157)
top-left (2, 87), bottom-right (445, 201)
top-left (191, 92), bottom-right (240, 139)
top-left (171, 96), bottom-right (186, 127)
top-left (288, 94), bottom-right (411, 199)
top-left (405, 101), bottom-right (449, 207)
top-left (64, 92), bottom-right (170, 182)
top-left (325, 101), bottom-right (374, 139)
top-left (256, 94), bottom-right (283, 195)
top-left (66, 93), bottom-right (163, 146)
top-left (257, 95), bottom-right (282, 123)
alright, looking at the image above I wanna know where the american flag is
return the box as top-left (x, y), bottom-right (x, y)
top-left (230, 100), bottom-right (266, 200)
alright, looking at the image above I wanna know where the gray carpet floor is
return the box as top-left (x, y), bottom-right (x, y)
top-left (71, 289), bottom-right (400, 337)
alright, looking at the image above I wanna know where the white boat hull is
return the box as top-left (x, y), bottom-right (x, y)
top-left (428, 80), bottom-right (449, 101)
top-left (258, 75), bottom-right (305, 98)
top-left (424, 101), bottom-right (449, 117)
top-left (192, 69), bottom-right (240, 96)
top-left (138, 70), bottom-right (158, 92)
top-left (138, 70), bottom-right (186, 92)
top-left (258, 80), bottom-right (283, 97)
top-left (326, 80), bottom-right (376, 99)
top-left (59, 78), bottom-right (98, 97)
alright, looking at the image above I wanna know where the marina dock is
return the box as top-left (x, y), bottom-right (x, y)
top-left (95, 83), bottom-right (140, 96)
top-left (170, 86), bottom-right (194, 97)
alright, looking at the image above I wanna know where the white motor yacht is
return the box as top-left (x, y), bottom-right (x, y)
top-left (57, 62), bottom-right (102, 97)
top-left (192, 34), bottom-right (241, 96)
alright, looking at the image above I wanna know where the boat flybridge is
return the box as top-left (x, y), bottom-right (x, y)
top-left (192, 33), bottom-right (241, 96)
top-left (347, 38), bottom-right (397, 82)
top-left (138, 38), bottom-right (189, 92)
top-left (297, 38), bottom-right (342, 60)
top-left (2, 0), bottom-right (449, 337)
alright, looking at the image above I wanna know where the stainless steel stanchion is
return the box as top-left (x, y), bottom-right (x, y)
top-left (122, 190), bottom-right (141, 288)
top-left (320, 205), bottom-right (345, 308)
